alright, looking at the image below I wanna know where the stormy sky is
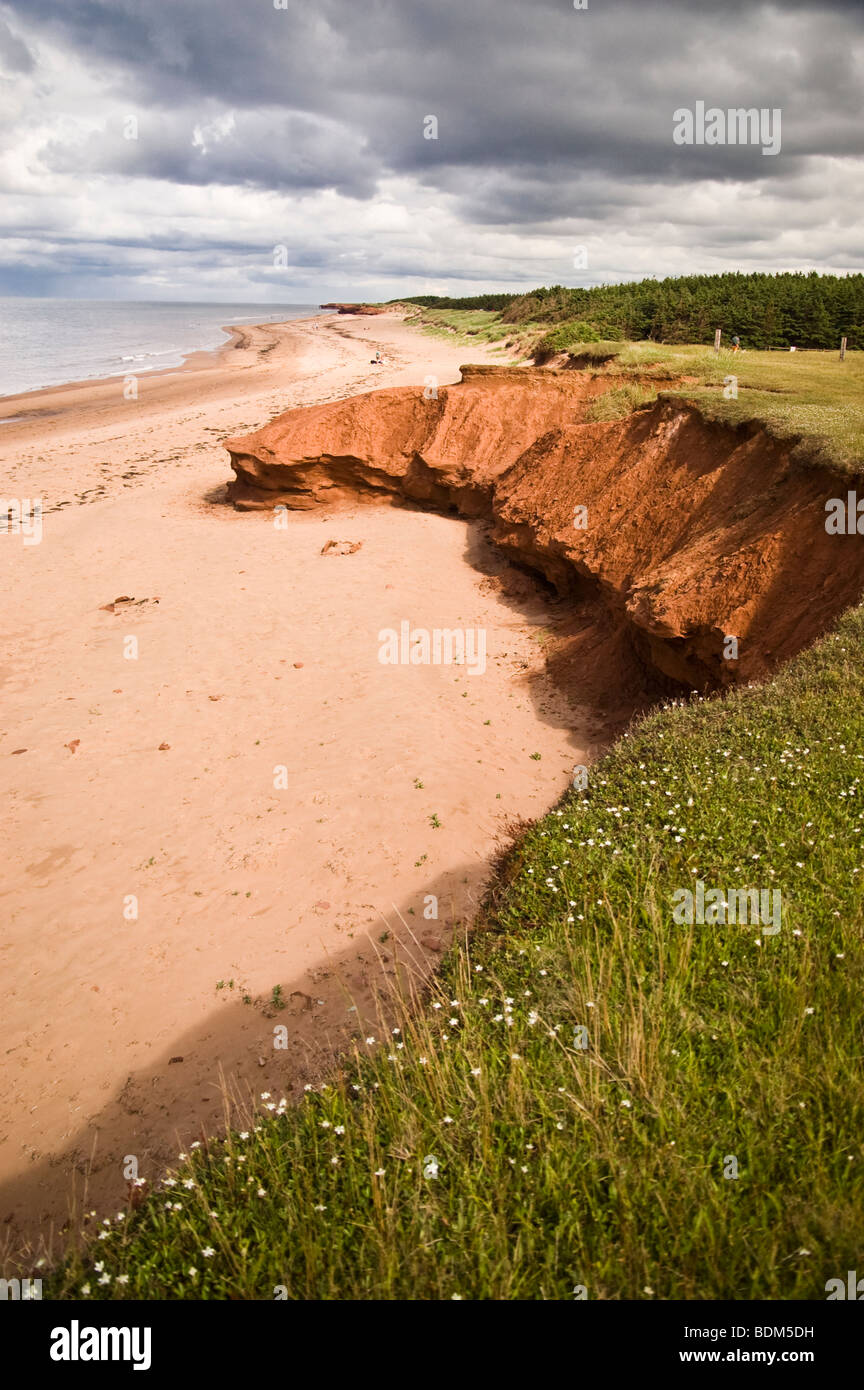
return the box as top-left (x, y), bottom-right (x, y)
top-left (0, 0), bottom-right (862, 301)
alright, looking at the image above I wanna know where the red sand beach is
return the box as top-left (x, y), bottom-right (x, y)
top-left (0, 311), bottom-right (602, 1262)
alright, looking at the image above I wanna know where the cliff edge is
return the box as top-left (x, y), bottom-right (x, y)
top-left (225, 365), bottom-right (864, 691)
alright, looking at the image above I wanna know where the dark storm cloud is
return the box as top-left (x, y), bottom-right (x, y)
top-left (41, 108), bottom-right (378, 198)
top-left (0, 0), bottom-right (862, 296)
top-left (7, 0), bottom-right (864, 211)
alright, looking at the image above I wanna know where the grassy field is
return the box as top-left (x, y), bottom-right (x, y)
top-left (397, 304), bottom-right (519, 351)
top-left (610, 341), bottom-right (864, 472)
top-left (49, 603), bottom-right (864, 1300)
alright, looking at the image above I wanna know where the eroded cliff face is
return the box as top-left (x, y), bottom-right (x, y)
top-left (225, 365), bottom-right (864, 691)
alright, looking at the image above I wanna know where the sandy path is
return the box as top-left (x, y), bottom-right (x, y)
top-left (0, 314), bottom-right (599, 1266)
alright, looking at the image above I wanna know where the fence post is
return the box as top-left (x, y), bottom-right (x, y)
top-left (840, 336), bottom-right (848, 361)
top-left (714, 329), bottom-right (722, 355)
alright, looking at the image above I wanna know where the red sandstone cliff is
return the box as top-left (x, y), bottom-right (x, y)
top-left (225, 365), bottom-right (864, 691)
top-left (319, 303), bottom-right (387, 315)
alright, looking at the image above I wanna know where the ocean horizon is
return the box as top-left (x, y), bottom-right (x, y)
top-left (0, 299), bottom-right (327, 400)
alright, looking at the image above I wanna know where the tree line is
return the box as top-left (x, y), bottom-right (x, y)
top-left (399, 272), bottom-right (863, 348)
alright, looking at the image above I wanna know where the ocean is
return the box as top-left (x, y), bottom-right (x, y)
top-left (0, 300), bottom-right (326, 400)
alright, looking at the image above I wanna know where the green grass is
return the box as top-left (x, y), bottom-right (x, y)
top-left (667, 364), bottom-right (864, 474)
top-left (49, 606), bottom-right (864, 1300)
top-left (399, 306), bottom-right (514, 350)
top-left (571, 341), bottom-right (864, 472)
top-left (585, 382), bottom-right (657, 421)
